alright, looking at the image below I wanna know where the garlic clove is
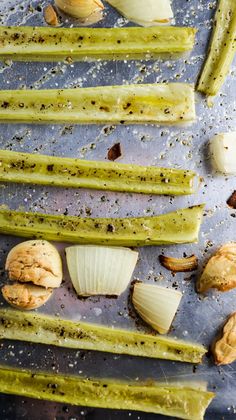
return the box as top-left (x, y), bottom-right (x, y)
top-left (5, 240), bottom-right (63, 289)
top-left (55, 0), bottom-right (104, 20)
top-left (2, 283), bottom-right (53, 310)
top-left (44, 4), bottom-right (60, 26)
top-left (159, 254), bottom-right (198, 273)
top-left (132, 283), bottom-right (182, 334)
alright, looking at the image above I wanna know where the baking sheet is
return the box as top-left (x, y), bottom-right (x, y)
top-left (0, 0), bottom-right (236, 418)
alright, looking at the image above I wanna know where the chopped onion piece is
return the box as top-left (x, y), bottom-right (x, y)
top-left (132, 283), bottom-right (182, 334)
top-left (210, 132), bottom-right (236, 175)
top-left (106, 0), bottom-right (173, 27)
top-left (66, 245), bottom-right (138, 296)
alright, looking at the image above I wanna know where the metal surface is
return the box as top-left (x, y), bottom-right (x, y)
top-left (0, 0), bottom-right (235, 419)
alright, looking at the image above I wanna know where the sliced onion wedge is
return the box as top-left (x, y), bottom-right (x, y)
top-left (132, 283), bottom-right (182, 334)
top-left (66, 245), bottom-right (138, 296)
top-left (210, 132), bottom-right (236, 175)
top-left (106, 0), bottom-right (173, 27)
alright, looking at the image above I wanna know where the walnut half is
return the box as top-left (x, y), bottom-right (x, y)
top-left (212, 312), bottom-right (236, 365)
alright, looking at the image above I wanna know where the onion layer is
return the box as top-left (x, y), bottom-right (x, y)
top-left (132, 283), bottom-right (182, 334)
top-left (66, 245), bottom-right (138, 296)
top-left (107, 0), bottom-right (173, 27)
top-left (210, 132), bottom-right (236, 175)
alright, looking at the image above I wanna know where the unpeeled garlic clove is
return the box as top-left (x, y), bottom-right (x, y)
top-left (55, 0), bottom-right (104, 20)
top-left (44, 4), bottom-right (60, 26)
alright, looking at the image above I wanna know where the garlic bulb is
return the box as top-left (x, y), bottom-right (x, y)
top-left (106, 0), bottom-right (173, 27)
top-left (55, 0), bottom-right (104, 21)
top-left (2, 283), bottom-right (53, 310)
top-left (212, 312), bottom-right (236, 366)
top-left (5, 240), bottom-right (63, 289)
top-left (66, 245), bottom-right (138, 296)
top-left (197, 242), bottom-right (236, 293)
top-left (210, 132), bottom-right (236, 175)
top-left (132, 283), bottom-right (182, 334)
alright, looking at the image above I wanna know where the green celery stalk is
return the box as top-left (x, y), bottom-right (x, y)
top-left (197, 0), bottom-right (236, 96)
top-left (0, 366), bottom-right (214, 420)
top-left (0, 84), bottom-right (195, 124)
top-left (0, 309), bottom-right (206, 363)
top-left (0, 149), bottom-right (197, 196)
top-left (0, 26), bottom-right (196, 62)
top-left (0, 205), bottom-right (204, 246)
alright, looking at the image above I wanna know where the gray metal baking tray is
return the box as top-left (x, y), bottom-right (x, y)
top-left (0, 0), bottom-right (235, 419)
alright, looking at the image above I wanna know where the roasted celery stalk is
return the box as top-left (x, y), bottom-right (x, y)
top-left (0, 26), bottom-right (196, 62)
top-left (0, 309), bottom-right (206, 363)
top-left (0, 150), bottom-right (197, 196)
top-left (0, 205), bottom-right (204, 246)
top-left (0, 366), bottom-right (214, 420)
top-left (197, 0), bottom-right (236, 96)
top-left (0, 84), bottom-right (195, 124)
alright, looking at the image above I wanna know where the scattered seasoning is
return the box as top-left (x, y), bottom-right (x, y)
top-left (107, 143), bottom-right (122, 161)
top-left (227, 191), bottom-right (236, 209)
top-left (107, 224), bottom-right (115, 233)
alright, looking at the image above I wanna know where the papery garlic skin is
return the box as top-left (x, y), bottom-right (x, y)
top-left (197, 242), bottom-right (236, 293)
top-left (55, 0), bottom-right (104, 19)
top-left (210, 132), bottom-right (236, 175)
top-left (107, 0), bottom-right (173, 27)
top-left (132, 283), bottom-right (182, 334)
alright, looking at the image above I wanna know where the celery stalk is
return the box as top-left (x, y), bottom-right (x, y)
top-left (0, 150), bottom-right (197, 196)
top-left (0, 26), bottom-right (196, 62)
top-left (197, 0), bottom-right (236, 96)
top-left (0, 205), bottom-right (204, 246)
top-left (0, 366), bottom-right (214, 420)
top-left (0, 309), bottom-right (206, 363)
top-left (0, 84), bottom-right (195, 124)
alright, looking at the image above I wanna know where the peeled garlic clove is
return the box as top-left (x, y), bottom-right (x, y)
top-left (2, 283), bottom-right (53, 310)
top-left (66, 245), bottom-right (138, 296)
top-left (106, 0), bottom-right (173, 27)
top-left (197, 243), bottom-right (236, 293)
top-left (5, 240), bottom-right (63, 289)
top-left (132, 283), bottom-right (182, 334)
top-left (55, 0), bottom-right (104, 19)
